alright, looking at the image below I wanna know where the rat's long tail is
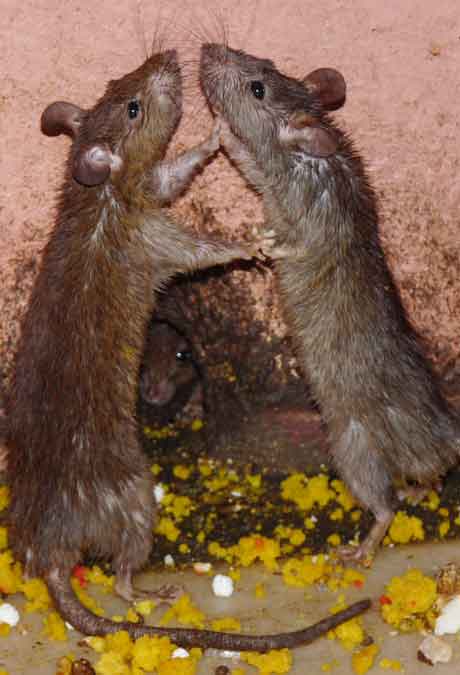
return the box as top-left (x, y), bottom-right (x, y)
top-left (46, 566), bottom-right (371, 650)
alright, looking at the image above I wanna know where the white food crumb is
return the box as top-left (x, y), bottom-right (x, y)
top-left (164, 554), bottom-right (175, 567)
top-left (212, 574), bottom-right (234, 597)
top-left (172, 648), bottom-right (189, 659)
top-left (65, 622), bottom-right (75, 630)
top-left (435, 596), bottom-right (460, 635)
top-left (0, 603), bottom-right (20, 626)
top-left (154, 484), bottom-right (166, 503)
top-left (231, 491), bottom-right (242, 497)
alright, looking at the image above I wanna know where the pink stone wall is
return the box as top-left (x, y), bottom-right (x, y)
top-left (2, 0), bottom-right (460, 366)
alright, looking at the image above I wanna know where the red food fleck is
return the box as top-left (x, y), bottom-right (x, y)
top-left (379, 595), bottom-right (392, 605)
top-left (254, 538), bottom-right (265, 550)
top-left (73, 565), bottom-right (89, 587)
top-left (353, 580), bottom-right (364, 588)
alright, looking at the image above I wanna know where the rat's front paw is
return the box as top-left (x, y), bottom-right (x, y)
top-left (254, 230), bottom-right (292, 260)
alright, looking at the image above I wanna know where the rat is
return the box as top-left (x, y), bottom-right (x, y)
top-left (200, 43), bottom-right (460, 562)
top-left (139, 320), bottom-right (203, 423)
top-left (5, 48), bottom-right (370, 649)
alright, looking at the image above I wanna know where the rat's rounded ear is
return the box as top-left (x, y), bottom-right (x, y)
top-left (73, 145), bottom-right (113, 186)
top-left (302, 68), bottom-right (346, 111)
top-left (281, 111), bottom-right (338, 158)
top-left (41, 101), bottom-right (85, 139)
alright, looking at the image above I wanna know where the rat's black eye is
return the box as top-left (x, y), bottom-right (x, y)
top-left (176, 350), bottom-right (192, 362)
top-left (127, 99), bottom-right (140, 119)
top-left (250, 81), bottom-right (265, 100)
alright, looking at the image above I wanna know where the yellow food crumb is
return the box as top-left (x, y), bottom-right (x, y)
top-left (381, 568), bottom-right (437, 630)
top-left (132, 635), bottom-right (174, 671)
top-left (191, 419), bottom-right (204, 432)
top-left (439, 520), bottom-right (450, 538)
top-left (0, 551), bottom-right (23, 595)
top-left (198, 460), bottom-right (214, 477)
top-left (281, 473), bottom-right (335, 511)
top-left (71, 578), bottom-right (105, 616)
top-left (94, 652), bottom-right (131, 675)
top-left (134, 599), bottom-right (155, 617)
top-left (160, 594), bottom-right (205, 629)
top-left (0, 487), bottom-right (10, 512)
top-left (143, 424), bottom-right (178, 440)
top-left (211, 616), bottom-right (241, 631)
top-left (438, 507), bottom-right (449, 517)
top-left (282, 554), bottom-right (331, 587)
top-left (104, 631), bottom-right (133, 660)
top-left (155, 517), bottom-right (181, 542)
top-left (275, 526), bottom-right (306, 547)
top-left (388, 512), bottom-right (424, 544)
top-left (246, 474), bottom-right (262, 489)
top-left (163, 494), bottom-right (195, 521)
top-left (351, 510), bottom-right (362, 522)
top-left (421, 490), bottom-right (440, 511)
top-left (158, 656), bottom-right (198, 675)
top-left (86, 565), bottom-right (115, 591)
top-left (21, 577), bottom-right (51, 612)
top-left (327, 534), bottom-right (341, 547)
top-left (42, 611), bottom-right (68, 641)
top-left (255, 583), bottom-right (266, 598)
top-left (242, 648), bottom-right (292, 674)
top-left (229, 568), bottom-right (241, 582)
top-left (379, 657), bottom-right (403, 671)
top-left (151, 463), bottom-right (162, 476)
top-left (179, 543), bottom-right (190, 554)
top-left (173, 465), bottom-right (193, 480)
top-left (0, 623), bottom-right (11, 637)
top-left (331, 480), bottom-right (355, 511)
top-left (330, 617), bottom-right (364, 651)
top-left (56, 656), bottom-right (73, 675)
top-left (330, 508), bottom-right (344, 522)
top-left (321, 659), bottom-right (339, 672)
top-left (125, 608), bottom-right (140, 623)
top-left (352, 644), bottom-right (379, 675)
top-left (0, 528), bottom-right (8, 551)
top-left (304, 517), bottom-right (316, 530)
top-left (232, 669), bottom-right (246, 675)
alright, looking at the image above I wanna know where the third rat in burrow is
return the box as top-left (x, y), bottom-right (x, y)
top-left (200, 43), bottom-right (460, 562)
top-left (139, 320), bottom-right (203, 424)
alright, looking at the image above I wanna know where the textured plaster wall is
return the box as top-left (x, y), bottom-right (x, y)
top-left (2, 0), bottom-right (460, 367)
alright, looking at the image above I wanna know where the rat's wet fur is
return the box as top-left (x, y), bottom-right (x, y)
top-left (200, 44), bottom-right (460, 560)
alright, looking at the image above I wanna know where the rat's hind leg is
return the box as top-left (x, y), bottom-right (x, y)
top-left (331, 419), bottom-right (395, 563)
top-left (113, 474), bottom-right (181, 604)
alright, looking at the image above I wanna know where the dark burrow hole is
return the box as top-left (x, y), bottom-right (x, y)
top-left (134, 264), bottom-right (460, 568)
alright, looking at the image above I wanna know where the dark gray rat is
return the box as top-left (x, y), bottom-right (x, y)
top-left (200, 43), bottom-right (460, 562)
top-left (139, 320), bottom-right (203, 423)
top-left (5, 47), bottom-right (370, 649)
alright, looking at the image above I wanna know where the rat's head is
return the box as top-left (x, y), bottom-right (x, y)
top-left (140, 322), bottom-right (197, 407)
top-left (200, 44), bottom-right (345, 159)
top-left (41, 50), bottom-right (181, 187)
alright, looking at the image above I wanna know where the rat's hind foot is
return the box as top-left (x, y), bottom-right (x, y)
top-left (115, 567), bottom-right (182, 605)
top-left (396, 481), bottom-right (442, 505)
top-left (336, 511), bottom-right (394, 566)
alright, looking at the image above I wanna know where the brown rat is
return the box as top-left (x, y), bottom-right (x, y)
top-left (5, 48), bottom-right (370, 649)
top-left (200, 43), bottom-right (460, 561)
top-left (139, 320), bottom-right (203, 423)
